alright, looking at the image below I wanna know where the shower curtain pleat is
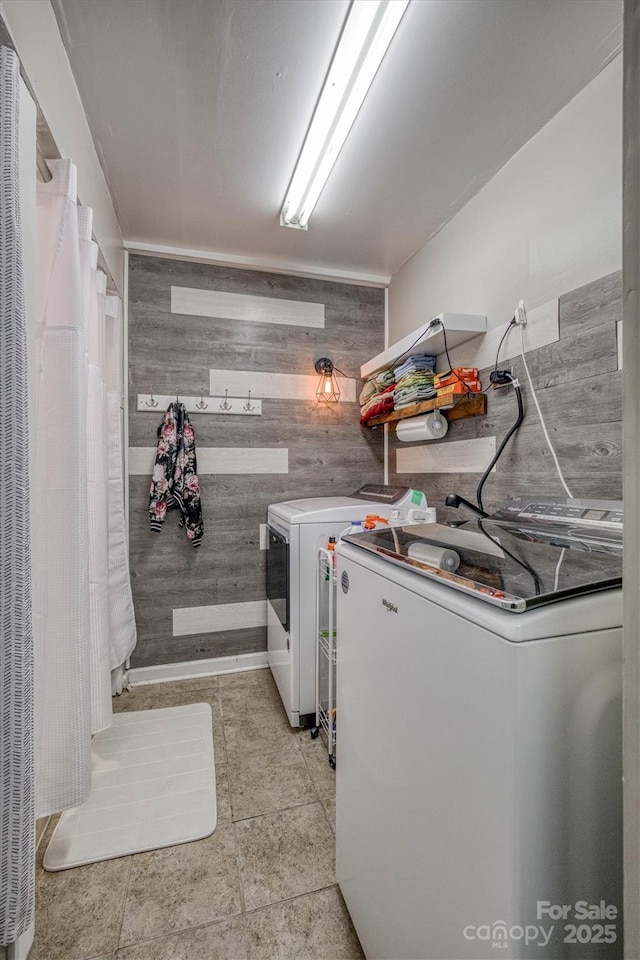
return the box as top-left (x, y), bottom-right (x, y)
top-left (34, 165), bottom-right (135, 815)
top-left (34, 159), bottom-right (92, 816)
top-left (83, 236), bottom-right (113, 733)
top-left (0, 44), bottom-right (35, 945)
top-left (105, 295), bottom-right (137, 672)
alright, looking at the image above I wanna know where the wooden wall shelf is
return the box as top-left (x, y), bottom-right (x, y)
top-left (364, 393), bottom-right (487, 428)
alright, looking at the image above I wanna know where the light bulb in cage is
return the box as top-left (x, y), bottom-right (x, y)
top-left (315, 358), bottom-right (340, 403)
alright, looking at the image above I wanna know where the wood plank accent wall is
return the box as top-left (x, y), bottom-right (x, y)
top-left (171, 286), bottom-right (325, 327)
top-left (387, 271), bottom-right (623, 520)
top-left (128, 446), bottom-right (289, 476)
top-left (208, 369), bottom-right (356, 402)
top-left (396, 437), bottom-right (497, 474)
top-left (128, 255), bottom-right (385, 668)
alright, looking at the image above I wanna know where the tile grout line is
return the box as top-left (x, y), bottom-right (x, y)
top-left (223, 678), bottom-right (251, 920)
top-left (297, 739), bottom-right (337, 836)
top-left (232, 819), bottom-right (249, 917)
top-left (116, 908), bottom-right (247, 955)
top-left (225, 736), bottom-right (313, 765)
top-left (230, 796), bottom-right (328, 825)
top-left (243, 879), bottom-right (343, 917)
top-left (298, 739), bottom-right (335, 811)
top-left (242, 881), bottom-right (343, 916)
top-left (113, 854), bottom-right (134, 956)
top-left (106, 920), bottom-right (216, 955)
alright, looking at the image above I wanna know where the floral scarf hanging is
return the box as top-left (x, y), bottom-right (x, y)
top-left (148, 402), bottom-right (204, 546)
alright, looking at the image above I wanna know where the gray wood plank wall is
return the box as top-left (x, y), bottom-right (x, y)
top-left (387, 271), bottom-right (623, 519)
top-left (128, 255), bottom-right (385, 668)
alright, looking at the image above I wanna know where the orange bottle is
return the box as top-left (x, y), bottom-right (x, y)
top-left (325, 537), bottom-right (337, 580)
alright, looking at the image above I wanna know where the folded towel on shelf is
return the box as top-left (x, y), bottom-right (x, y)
top-left (395, 381), bottom-right (437, 398)
top-left (360, 383), bottom-right (394, 415)
top-left (359, 380), bottom-right (377, 405)
top-left (376, 368), bottom-right (396, 387)
top-left (395, 371), bottom-right (435, 390)
top-left (359, 385), bottom-right (395, 424)
top-left (394, 387), bottom-right (437, 408)
top-left (360, 394), bottom-right (395, 424)
top-left (359, 355), bottom-right (438, 422)
top-left (394, 361), bottom-right (436, 406)
top-left (359, 368), bottom-right (396, 405)
top-left (393, 354), bottom-right (437, 380)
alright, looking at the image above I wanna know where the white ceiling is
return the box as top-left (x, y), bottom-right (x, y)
top-left (53, 0), bottom-right (622, 284)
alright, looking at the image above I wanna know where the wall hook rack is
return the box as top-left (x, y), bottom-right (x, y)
top-left (137, 391), bottom-right (263, 416)
top-left (144, 386), bottom-right (159, 408)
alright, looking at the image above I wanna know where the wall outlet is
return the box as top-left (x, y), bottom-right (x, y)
top-left (515, 300), bottom-right (528, 325)
top-left (489, 370), bottom-right (512, 386)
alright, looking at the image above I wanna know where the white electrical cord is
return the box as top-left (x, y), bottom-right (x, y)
top-left (519, 323), bottom-right (573, 498)
top-left (553, 548), bottom-right (566, 591)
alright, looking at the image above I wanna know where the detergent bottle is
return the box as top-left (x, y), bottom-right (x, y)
top-left (342, 520), bottom-right (364, 537)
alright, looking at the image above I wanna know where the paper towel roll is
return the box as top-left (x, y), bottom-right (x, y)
top-left (407, 541), bottom-right (460, 572)
top-left (396, 411), bottom-right (448, 442)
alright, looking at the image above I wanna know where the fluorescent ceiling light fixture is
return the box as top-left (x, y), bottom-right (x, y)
top-left (280, 0), bottom-right (409, 230)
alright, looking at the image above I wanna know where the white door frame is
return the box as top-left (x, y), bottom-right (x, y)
top-left (623, 0), bottom-right (640, 956)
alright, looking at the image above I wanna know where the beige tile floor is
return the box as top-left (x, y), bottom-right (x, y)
top-left (33, 670), bottom-right (363, 960)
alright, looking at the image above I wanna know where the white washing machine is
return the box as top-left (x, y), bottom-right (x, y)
top-left (335, 497), bottom-right (623, 960)
top-left (266, 485), bottom-right (428, 726)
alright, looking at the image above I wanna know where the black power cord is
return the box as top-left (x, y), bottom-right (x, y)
top-left (493, 318), bottom-right (516, 381)
top-left (433, 320), bottom-right (474, 398)
top-left (334, 319), bottom-right (444, 385)
top-left (476, 518), bottom-right (543, 596)
top-left (476, 373), bottom-right (525, 513)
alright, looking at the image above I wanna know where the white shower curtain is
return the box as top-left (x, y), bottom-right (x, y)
top-left (105, 295), bottom-right (137, 678)
top-left (0, 43), bottom-right (35, 945)
top-left (34, 159), bottom-right (140, 815)
top-left (34, 159), bottom-right (92, 816)
top-left (83, 229), bottom-right (113, 733)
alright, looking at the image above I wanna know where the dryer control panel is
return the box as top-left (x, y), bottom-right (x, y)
top-left (351, 484), bottom-right (412, 502)
top-left (351, 485), bottom-right (429, 523)
top-left (492, 496), bottom-right (623, 531)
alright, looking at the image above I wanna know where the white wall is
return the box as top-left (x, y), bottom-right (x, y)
top-left (388, 55), bottom-right (623, 339)
top-left (0, 0), bottom-right (124, 293)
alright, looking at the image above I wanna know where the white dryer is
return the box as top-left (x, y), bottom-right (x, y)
top-left (266, 485), bottom-right (428, 726)
top-left (336, 497), bottom-right (623, 960)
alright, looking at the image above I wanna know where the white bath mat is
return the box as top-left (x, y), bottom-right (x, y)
top-left (43, 703), bottom-right (216, 871)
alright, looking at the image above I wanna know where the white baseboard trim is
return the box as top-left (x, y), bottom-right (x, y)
top-left (127, 651), bottom-right (269, 686)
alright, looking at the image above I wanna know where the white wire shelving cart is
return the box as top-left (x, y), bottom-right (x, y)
top-left (311, 546), bottom-right (337, 768)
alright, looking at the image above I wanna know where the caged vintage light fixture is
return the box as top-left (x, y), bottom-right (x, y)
top-left (315, 358), bottom-right (341, 403)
